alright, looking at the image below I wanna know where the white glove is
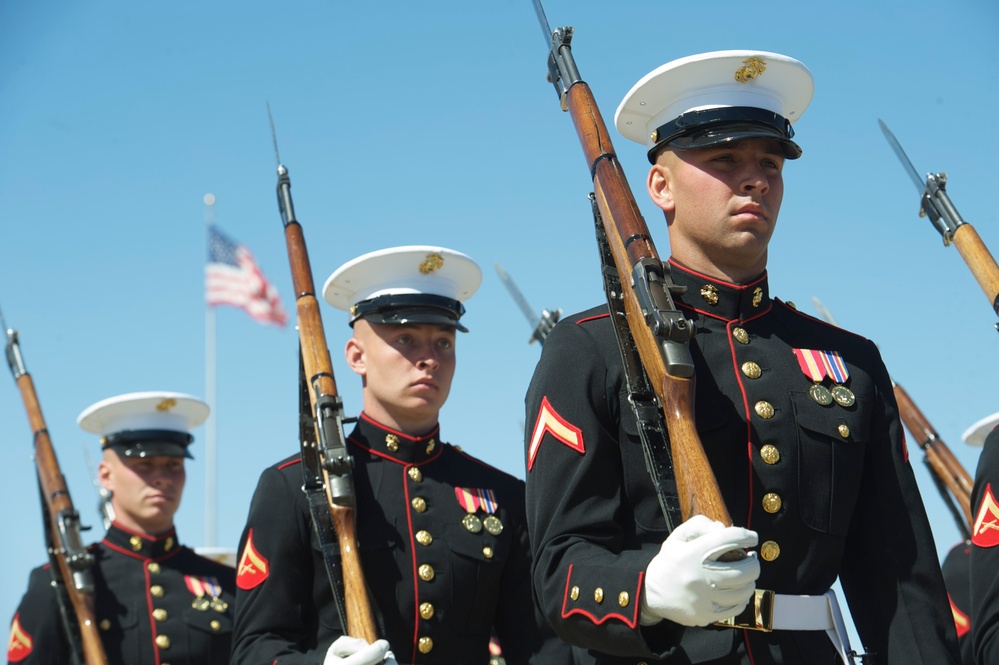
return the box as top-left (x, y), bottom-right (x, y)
top-left (640, 514), bottom-right (760, 627)
top-left (323, 635), bottom-right (398, 665)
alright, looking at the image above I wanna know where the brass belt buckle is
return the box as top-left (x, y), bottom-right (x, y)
top-left (714, 589), bottom-right (775, 632)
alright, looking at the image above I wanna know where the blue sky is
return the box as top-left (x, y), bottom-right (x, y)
top-left (2, 0), bottom-right (997, 654)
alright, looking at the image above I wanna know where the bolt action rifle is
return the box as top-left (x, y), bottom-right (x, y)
top-left (529, 2), bottom-right (734, 529)
top-left (2, 309), bottom-right (109, 665)
top-left (879, 119), bottom-right (999, 328)
top-left (268, 108), bottom-right (379, 642)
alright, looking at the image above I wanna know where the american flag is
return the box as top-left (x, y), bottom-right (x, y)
top-left (206, 225), bottom-right (287, 326)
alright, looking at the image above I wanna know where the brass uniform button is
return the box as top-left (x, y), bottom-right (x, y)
top-left (760, 541), bottom-right (781, 562)
top-left (418, 636), bottom-right (434, 654)
top-left (385, 434), bottom-right (399, 452)
top-left (411, 497), bottom-right (427, 513)
top-left (416, 530), bottom-right (433, 546)
top-left (741, 361), bottom-right (762, 379)
top-left (408, 467), bottom-right (423, 483)
top-left (618, 591), bottom-right (630, 607)
top-left (152, 608), bottom-right (168, 622)
top-left (156, 634), bottom-right (171, 649)
top-left (700, 284), bottom-right (719, 306)
top-left (594, 588), bottom-right (604, 603)
top-left (754, 401), bottom-right (775, 419)
top-left (151, 585), bottom-right (165, 598)
top-left (426, 438), bottom-right (436, 454)
top-left (210, 620), bottom-right (221, 631)
top-left (147, 562), bottom-right (160, 575)
top-left (570, 586), bottom-right (580, 601)
top-left (420, 602), bottom-right (435, 620)
top-left (838, 424), bottom-right (850, 438)
top-left (99, 619), bottom-right (111, 631)
top-left (762, 493), bottom-right (782, 513)
top-left (483, 546), bottom-right (494, 559)
top-left (130, 536), bottom-right (143, 552)
top-left (760, 445), bottom-right (780, 464)
top-left (418, 564), bottom-right (435, 581)
top-left (752, 287), bottom-right (763, 308)
top-left (733, 327), bottom-right (750, 344)
top-left (785, 300), bottom-right (797, 310)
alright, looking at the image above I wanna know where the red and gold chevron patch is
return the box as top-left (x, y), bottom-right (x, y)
top-left (7, 613), bottom-right (32, 663)
top-left (973, 483), bottom-right (999, 548)
top-left (527, 396), bottom-right (584, 471)
top-left (949, 594), bottom-right (970, 638)
top-left (237, 530), bottom-right (270, 590)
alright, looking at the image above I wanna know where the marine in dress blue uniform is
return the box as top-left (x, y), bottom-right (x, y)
top-left (231, 246), bottom-right (568, 665)
top-left (965, 412), bottom-right (999, 663)
top-left (524, 51), bottom-right (960, 665)
top-left (7, 392), bottom-right (235, 665)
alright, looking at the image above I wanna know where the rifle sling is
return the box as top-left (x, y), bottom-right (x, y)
top-left (591, 195), bottom-right (682, 531)
top-left (298, 351), bottom-right (350, 634)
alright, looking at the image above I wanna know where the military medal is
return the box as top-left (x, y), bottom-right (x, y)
top-left (210, 597), bottom-right (229, 613)
top-left (192, 596), bottom-right (211, 611)
top-left (794, 348), bottom-right (852, 408)
top-left (456, 486), bottom-right (500, 535)
top-left (830, 385), bottom-right (855, 407)
top-left (186, 575), bottom-right (222, 612)
top-left (808, 383), bottom-right (833, 406)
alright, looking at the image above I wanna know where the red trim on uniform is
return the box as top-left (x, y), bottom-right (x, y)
top-left (726, 320), bottom-right (756, 528)
top-left (950, 594), bottom-right (971, 637)
top-left (237, 529), bottom-right (270, 590)
top-left (277, 458), bottom-right (301, 471)
top-left (360, 412), bottom-right (441, 441)
top-left (6, 613), bottom-right (33, 663)
top-left (401, 466), bottom-right (421, 665)
top-left (527, 396), bottom-right (585, 471)
top-left (575, 313), bottom-right (610, 325)
top-left (102, 535), bottom-right (183, 562)
top-left (559, 564), bottom-right (643, 628)
top-left (899, 427), bottom-right (909, 463)
top-left (973, 483), bottom-right (999, 548)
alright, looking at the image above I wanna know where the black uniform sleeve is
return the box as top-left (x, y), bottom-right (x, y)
top-left (970, 427), bottom-right (999, 664)
top-left (231, 464), bottom-right (330, 665)
top-left (837, 342), bottom-right (960, 664)
top-left (524, 316), bottom-right (671, 659)
top-left (7, 565), bottom-right (71, 665)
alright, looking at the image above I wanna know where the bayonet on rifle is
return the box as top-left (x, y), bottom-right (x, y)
top-left (494, 262), bottom-right (562, 345)
top-left (879, 119), bottom-right (999, 322)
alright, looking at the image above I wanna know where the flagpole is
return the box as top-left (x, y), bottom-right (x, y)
top-left (204, 193), bottom-right (218, 548)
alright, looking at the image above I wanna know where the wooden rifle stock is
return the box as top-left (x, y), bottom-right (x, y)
top-left (549, 30), bottom-right (732, 526)
top-left (949, 224), bottom-right (999, 316)
top-left (893, 382), bottom-right (973, 533)
top-left (277, 169), bottom-right (379, 642)
top-left (4, 324), bottom-right (109, 665)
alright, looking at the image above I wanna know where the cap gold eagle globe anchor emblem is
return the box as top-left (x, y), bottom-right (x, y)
top-left (734, 57), bottom-right (767, 83)
top-left (700, 284), bottom-right (719, 306)
top-left (419, 253), bottom-right (444, 274)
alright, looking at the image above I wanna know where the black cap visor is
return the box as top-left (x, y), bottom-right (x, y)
top-left (351, 293), bottom-right (468, 332)
top-left (649, 106), bottom-right (801, 163)
top-left (102, 429), bottom-right (194, 459)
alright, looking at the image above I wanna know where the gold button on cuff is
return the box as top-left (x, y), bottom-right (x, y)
top-left (411, 497), bottom-right (427, 512)
top-left (760, 444), bottom-right (780, 464)
top-left (155, 634), bottom-right (171, 649)
top-left (733, 327), bottom-right (750, 344)
top-left (760, 541), bottom-right (781, 562)
top-left (408, 467), bottom-right (423, 483)
top-left (762, 493), bottom-right (782, 513)
top-left (151, 585), bottom-right (165, 598)
top-left (418, 636), bottom-right (434, 654)
top-left (418, 564), bottom-right (435, 581)
top-left (594, 588), bottom-right (604, 603)
top-left (416, 530), bottom-right (433, 546)
top-left (152, 608), bottom-right (168, 622)
top-left (420, 602), bottom-right (435, 620)
top-left (147, 562), bottom-right (160, 575)
top-left (100, 619), bottom-right (111, 631)
top-left (385, 434), bottom-right (400, 452)
top-left (741, 361), bottom-right (762, 379)
top-left (483, 546), bottom-right (494, 559)
top-left (838, 424), bottom-right (850, 438)
top-left (754, 401), bottom-right (775, 419)
top-left (618, 591), bottom-right (630, 607)
top-left (210, 620), bottom-right (221, 631)
top-left (570, 586), bottom-right (580, 601)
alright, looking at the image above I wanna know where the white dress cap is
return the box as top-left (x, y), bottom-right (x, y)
top-left (614, 50), bottom-right (814, 155)
top-left (963, 412), bottom-right (999, 448)
top-left (323, 246), bottom-right (481, 329)
top-left (79, 391), bottom-right (209, 458)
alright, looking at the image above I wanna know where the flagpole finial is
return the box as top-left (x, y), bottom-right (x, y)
top-left (204, 193), bottom-right (216, 207)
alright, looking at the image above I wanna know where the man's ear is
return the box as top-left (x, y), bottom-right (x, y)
top-left (345, 337), bottom-right (366, 376)
top-left (647, 163), bottom-right (675, 214)
top-left (98, 458), bottom-right (114, 492)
